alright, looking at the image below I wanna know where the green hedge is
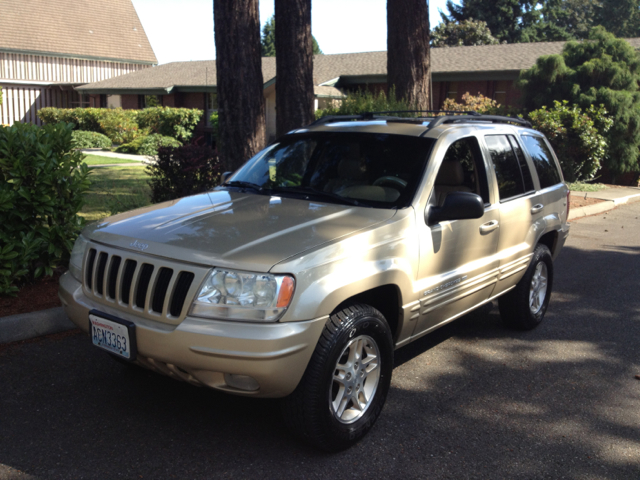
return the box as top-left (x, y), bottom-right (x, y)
top-left (71, 130), bottom-right (112, 149)
top-left (116, 134), bottom-right (182, 156)
top-left (0, 122), bottom-right (91, 295)
top-left (38, 107), bottom-right (203, 144)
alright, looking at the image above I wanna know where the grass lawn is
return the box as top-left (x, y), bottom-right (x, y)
top-left (80, 166), bottom-right (152, 222)
top-left (82, 154), bottom-right (144, 165)
top-left (567, 181), bottom-right (606, 192)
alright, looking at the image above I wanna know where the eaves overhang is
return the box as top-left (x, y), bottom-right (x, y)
top-left (0, 47), bottom-right (157, 65)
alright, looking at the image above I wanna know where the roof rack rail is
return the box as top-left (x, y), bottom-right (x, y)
top-left (425, 114), bottom-right (532, 131)
top-left (310, 110), bottom-right (480, 126)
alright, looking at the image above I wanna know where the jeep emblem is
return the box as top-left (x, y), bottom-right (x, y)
top-left (129, 240), bottom-right (149, 251)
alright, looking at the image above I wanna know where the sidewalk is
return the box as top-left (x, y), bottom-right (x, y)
top-left (569, 186), bottom-right (640, 220)
top-left (79, 148), bottom-right (155, 163)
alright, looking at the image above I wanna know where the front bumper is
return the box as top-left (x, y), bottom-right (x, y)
top-left (59, 272), bottom-right (327, 398)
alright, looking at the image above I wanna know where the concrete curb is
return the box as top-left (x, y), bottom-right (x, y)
top-left (0, 307), bottom-right (76, 345)
top-left (568, 193), bottom-right (640, 221)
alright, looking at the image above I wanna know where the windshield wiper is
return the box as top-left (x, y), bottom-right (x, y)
top-left (274, 186), bottom-right (365, 207)
top-left (224, 181), bottom-right (265, 193)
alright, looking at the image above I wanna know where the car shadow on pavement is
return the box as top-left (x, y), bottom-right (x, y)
top-left (0, 246), bottom-right (638, 479)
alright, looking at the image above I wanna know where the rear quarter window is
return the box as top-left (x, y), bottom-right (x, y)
top-left (520, 135), bottom-right (562, 189)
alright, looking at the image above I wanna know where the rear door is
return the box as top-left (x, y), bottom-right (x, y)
top-left (483, 133), bottom-right (543, 296)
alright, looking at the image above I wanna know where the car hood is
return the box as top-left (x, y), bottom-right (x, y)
top-left (83, 189), bottom-right (397, 272)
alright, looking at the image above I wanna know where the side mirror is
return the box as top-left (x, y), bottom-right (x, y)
top-left (221, 171), bottom-right (233, 184)
top-left (426, 192), bottom-right (484, 225)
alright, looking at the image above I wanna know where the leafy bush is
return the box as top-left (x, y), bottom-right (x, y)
top-left (0, 122), bottom-right (91, 295)
top-left (441, 92), bottom-right (501, 114)
top-left (71, 130), bottom-right (112, 149)
top-left (210, 111), bottom-right (219, 143)
top-left (147, 145), bottom-right (221, 203)
top-left (116, 134), bottom-right (182, 156)
top-left (528, 100), bottom-right (613, 182)
top-left (99, 109), bottom-right (145, 144)
top-left (39, 107), bottom-right (203, 144)
top-left (38, 107), bottom-right (109, 133)
top-left (137, 107), bottom-right (203, 143)
top-left (315, 88), bottom-right (413, 118)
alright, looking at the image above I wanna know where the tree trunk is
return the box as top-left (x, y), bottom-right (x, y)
top-left (275, 0), bottom-right (314, 138)
top-left (213, 0), bottom-right (266, 171)
top-left (387, 0), bottom-right (431, 110)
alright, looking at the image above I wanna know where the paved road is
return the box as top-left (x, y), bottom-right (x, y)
top-left (1, 203), bottom-right (639, 479)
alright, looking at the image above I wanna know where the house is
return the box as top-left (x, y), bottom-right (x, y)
top-left (0, 0), bottom-right (157, 126)
top-left (77, 38), bottom-right (640, 142)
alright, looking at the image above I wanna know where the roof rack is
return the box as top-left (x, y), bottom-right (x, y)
top-left (310, 110), bottom-right (531, 130)
top-left (425, 114), bottom-right (532, 131)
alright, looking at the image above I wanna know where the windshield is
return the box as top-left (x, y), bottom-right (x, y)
top-left (226, 132), bottom-right (434, 208)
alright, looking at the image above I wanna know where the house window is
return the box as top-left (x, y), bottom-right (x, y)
top-left (446, 82), bottom-right (458, 100)
top-left (493, 80), bottom-right (509, 106)
top-left (206, 92), bottom-right (218, 126)
top-left (70, 92), bottom-right (90, 108)
top-left (139, 95), bottom-right (160, 108)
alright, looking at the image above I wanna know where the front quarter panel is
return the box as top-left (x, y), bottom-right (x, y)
top-left (272, 210), bottom-right (418, 328)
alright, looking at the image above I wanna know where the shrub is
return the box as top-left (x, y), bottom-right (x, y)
top-left (528, 100), bottom-right (613, 182)
top-left (441, 92), bottom-right (501, 114)
top-left (99, 108), bottom-right (145, 144)
top-left (209, 111), bottom-right (219, 143)
top-left (147, 145), bottom-right (221, 203)
top-left (136, 107), bottom-right (203, 143)
top-left (0, 122), bottom-right (91, 295)
top-left (315, 87), bottom-right (413, 118)
top-left (116, 134), bottom-right (182, 156)
top-left (71, 130), bottom-right (112, 149)
top-left (38, 107), bottom-right (109, 133)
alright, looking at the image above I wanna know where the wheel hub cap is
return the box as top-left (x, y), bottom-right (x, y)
top-left (330, 334), bottom-right (381, 424)
top-left (529, 262), bottom-right (548, 314)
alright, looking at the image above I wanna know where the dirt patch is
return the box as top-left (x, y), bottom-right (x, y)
top-left (0, 270), bottom-right (64, 317)
top-left (570, 196), bottom-right (608, 209)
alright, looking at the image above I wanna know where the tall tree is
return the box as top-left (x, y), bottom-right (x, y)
top-left (519, 27), bottom-right (640, 175)
top-left (261, 15), bottom-right (323, 57)
top-left (432, 18), bottom-right (500, 47)
top-left (442, 0), bottom-right (524, 43)
top-left (213, 0), bottom-right (266, 171)
top-left (275, 0), bottom-right (315, 137)
top-left (596, 0), bottom-right (640, 38)
top-left (387, 0), bottom-right (431, 109)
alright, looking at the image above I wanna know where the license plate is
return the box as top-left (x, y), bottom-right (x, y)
top-left (89, 311), bottom-right (137, 361)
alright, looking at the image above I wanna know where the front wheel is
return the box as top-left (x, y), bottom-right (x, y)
top-left (282, 304), bottom-right (393, 451)
top-left (499, 244), bottom-right (554, 330)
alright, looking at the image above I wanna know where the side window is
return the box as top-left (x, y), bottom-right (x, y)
top-left (520, 135), bottom-right (562, 189)
top-left (485, 135), bottom-right (528, 201)
top-left (433, 136), bottom-right (489, 206)
top-left (507, 135), bottom-right (535, 192)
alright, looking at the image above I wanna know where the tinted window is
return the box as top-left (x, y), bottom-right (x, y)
top-left (521, 135), bottom-right (562, 189)
top-left (229, 132), bottom-right (434, 208)
top-left (485, 135), bottom-right (526, 200)
top-left (439, 137), bottom-right (490, 203)
top-left (507, 135), bottom-right (535, 192)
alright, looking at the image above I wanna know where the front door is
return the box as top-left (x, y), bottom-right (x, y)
top-left (412, 135), bottom-right (500, 338)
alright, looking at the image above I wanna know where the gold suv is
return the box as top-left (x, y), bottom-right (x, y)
top-left (60, 113), bottom-right (570, 451)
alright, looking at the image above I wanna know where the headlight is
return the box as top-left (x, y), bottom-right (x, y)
top-left (190, 268), bottom-right (295, 322)
top-left (69, 235), bottom-right (89, 282)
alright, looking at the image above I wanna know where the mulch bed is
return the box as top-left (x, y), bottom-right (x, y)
top-left (0, 270), bottom-right (64, 317)
top-left (570, 196), bottom-right (606, 209)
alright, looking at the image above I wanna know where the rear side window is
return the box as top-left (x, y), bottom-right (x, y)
top-left (521, 135), bottom-right (562, 189)
top-left (485, 135), bottom-right (533, 201)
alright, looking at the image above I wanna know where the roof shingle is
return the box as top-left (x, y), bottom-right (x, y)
top-left (0, 0), bottom-right (157, 64)
top-left (77, 38), bottom-right (640, 92)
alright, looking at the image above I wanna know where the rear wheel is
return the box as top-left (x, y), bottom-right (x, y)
top-left (282, 304), bottom-right (393, 451)
top-left (499, 244), bottom-right (553, 330)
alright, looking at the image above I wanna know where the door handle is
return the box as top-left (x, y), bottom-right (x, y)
top-left (479, 220), bottom-right (499, 234)
top-left (531, 204), bottom-right (544, 214)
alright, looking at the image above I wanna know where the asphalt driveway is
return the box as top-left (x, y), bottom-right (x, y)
top-left (1, 202), bottom-right (639, 479)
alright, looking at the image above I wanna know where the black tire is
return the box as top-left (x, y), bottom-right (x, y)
top-left (499, 243), bottom-right (554, 330)
top-left (282, 304), bottom-right (393, 452)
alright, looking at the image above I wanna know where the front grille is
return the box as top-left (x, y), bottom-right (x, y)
top-left (83, 245), bottom-right (201, 323)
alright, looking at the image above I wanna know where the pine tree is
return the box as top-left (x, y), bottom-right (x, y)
top-left (519, 27), bottom-right (640, 175)
top-left (275, 0), bottom-right (315, 137)
top-left (261, 15), bottom-right (323, 57)
top-left (387, 0), bottom-right (431, 109)
top-left (595, 0), bottom-right (640, 38)
top-left (213, 0), bottom-right (266, 170)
